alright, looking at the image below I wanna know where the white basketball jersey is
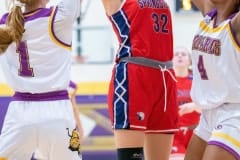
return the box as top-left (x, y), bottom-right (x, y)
top-left (0, 0), bottom-right (81, 93)
top-left (191, 10), bottom-right (240, 109)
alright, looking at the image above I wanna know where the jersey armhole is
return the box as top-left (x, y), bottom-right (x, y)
top-left (48, 6), bottom-right (72, 51)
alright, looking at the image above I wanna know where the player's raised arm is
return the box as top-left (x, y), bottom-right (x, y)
top-left (191, 0), bottom-right (214, 16)
top-left (101, 0), bottom-right (123, 16)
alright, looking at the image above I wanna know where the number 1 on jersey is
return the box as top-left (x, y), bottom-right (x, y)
top-left (17, 41), bottom-right (34, 77)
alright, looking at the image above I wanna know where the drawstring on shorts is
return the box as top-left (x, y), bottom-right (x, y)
top-left (158, 65), bottom-right (177, 112)
top-left (118, 56), bottom-right (176, 112)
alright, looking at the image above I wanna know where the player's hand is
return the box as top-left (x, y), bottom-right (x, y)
top-left (178, 102), bottom-right (201, 116)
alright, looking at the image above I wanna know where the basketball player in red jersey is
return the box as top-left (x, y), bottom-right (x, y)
top-left (101, 0), bottom-right (178, 160)
top-left (171, 47), bottom-right (201, 158)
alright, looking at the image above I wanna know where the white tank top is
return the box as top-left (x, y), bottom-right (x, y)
top-left (0, 0), bottom-right (80, 94)
top-left (191, 10), bottom-right (240, 109)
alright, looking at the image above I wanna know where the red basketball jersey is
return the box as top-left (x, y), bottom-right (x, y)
top-left (176, 75), bottom-right (200, 126)
top-left (172, 74), bottom-right (200, 154)
top-left (109, 0), bottom-right (174, 61)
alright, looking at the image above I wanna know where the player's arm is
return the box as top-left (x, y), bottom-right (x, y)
top-left (57, 0), bottom-right (81, 21)
top-left (101, 0), bottom-right (123, 16)
top-left (191, 0), bottom-right (214, 16)
top-left (178, 102), bottom-right (201, 116)
top-left (70, 85), bottom-right (84, 143)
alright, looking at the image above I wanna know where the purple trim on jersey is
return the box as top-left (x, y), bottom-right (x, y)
top-left (50, 7), bottom-right (72, 47)
top-left (0, 13), bottom-right (8, 25)
top-left (110, 10), bottom-right (131, 59)
top-left (206, 9), bottom-right (217, 20)
top-left (69, 81), bottom-right (77, 89)
top-left (12, 90), bottom-right (69, 101)
top-left (228, 13), bottom-right (238, 20)
top-left (206, 9), bottom-right (238, 28)
top-left (23, 8), bottom-right (53, 22)
top-left (0, 8), bottom-right (53, 25)
top-left (208, 141), bottom-right (240, 160)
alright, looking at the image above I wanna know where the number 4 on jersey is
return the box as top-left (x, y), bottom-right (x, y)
top-left (197, 55), bottom-right (208, 80)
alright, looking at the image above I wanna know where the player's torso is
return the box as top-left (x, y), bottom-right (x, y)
top-left (0, 7), bottom-right (72, 93)
top-left (191, 10), bottom-right (240, 108)
top-left (176, 75), bottom-right (192, 105)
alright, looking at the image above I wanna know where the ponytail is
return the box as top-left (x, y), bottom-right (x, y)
top-left (0, 27), bottom-right (13, 54)
top-left (0, 5), bottom-right (25, 54)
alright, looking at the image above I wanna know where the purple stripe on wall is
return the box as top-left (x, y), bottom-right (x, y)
top-left (32, 151), bottom-right (117, 160)
top-left (76, 95), bottom-right (107, 104)
top-left (32, 150), bottom-right (117, 160)
top-left (96, 108), bottom-right (109, 118)
top-left (83, 151), bottom-right (117, 160)
top-left (90, 126), bottom-right (112, 136)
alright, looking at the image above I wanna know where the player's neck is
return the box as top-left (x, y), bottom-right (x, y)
top-left (174, 68), bottom-right (189, 78)
top-left (24, 4), bottom-right (46, 13)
